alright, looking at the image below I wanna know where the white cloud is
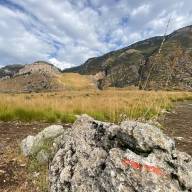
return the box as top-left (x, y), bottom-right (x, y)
top-left (131, 4), bottom-right (151, 16)
top-left (0, 4), bottom-right (53, 65)
top-left (0, 0), bottom-right (192, 68)
top-left (49, 58), bottom-right (68, 70)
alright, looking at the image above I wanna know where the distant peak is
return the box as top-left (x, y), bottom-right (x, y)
top-left (33, 61), bottom-right (52, 65)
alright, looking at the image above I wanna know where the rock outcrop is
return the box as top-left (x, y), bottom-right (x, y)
top-left (49, 115), bottom-right (192, 192)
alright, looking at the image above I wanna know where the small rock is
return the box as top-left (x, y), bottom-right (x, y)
top-left (33, 172), bottom-right (40, 178)
top-left (175, 136), bottom-right (184, 141)
top-left (21, 135), bottom-right (35, 156)
top-left (21, 125), bottom-right (65, 157)
top-left (20, 163), bottom-right (26, 167)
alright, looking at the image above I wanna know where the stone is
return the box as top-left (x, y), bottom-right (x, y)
top-left (21, 125), bottom-right (64, 158)
top-left (120, 121), bottom-right (175, 153)
top-left (21, 135), bottom-right (35, 156)
top-left (49, 115), bottom-right (192, 192)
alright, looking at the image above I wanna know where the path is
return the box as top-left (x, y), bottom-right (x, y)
top-left (161, 102), bottom-right (192, 156)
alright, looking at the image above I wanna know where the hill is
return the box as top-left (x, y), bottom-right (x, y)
top-left (64, 25), bottom-right (192, 90)
top-left (0, 64), bottom-right (24, 78)
top-left (0, 61), bottom-right (96, 92)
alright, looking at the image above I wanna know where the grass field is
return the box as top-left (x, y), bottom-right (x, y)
top-left (0, 89), bottom-right (191, 123)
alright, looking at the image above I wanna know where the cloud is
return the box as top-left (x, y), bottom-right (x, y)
top-left (131, 4), bottom-right (151, 16)
top-left (0, 0), bottom-right (192, 69)
top-left (48, 58), bottom-right (65, 70)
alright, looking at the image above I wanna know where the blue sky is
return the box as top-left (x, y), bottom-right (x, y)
top-left (0, 0), bottom-right (192, 69)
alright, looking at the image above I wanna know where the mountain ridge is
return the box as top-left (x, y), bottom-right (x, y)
top-left (64, 25), bottom-right (192, 90)
top-left (0, 25), bottom-right (192, 92)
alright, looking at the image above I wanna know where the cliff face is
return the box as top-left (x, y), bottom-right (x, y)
top-left (64, 25), bottom-right (192, 90)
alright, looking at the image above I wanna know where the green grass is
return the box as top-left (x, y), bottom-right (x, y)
top-left (0, 108), bottom-right (76, 123)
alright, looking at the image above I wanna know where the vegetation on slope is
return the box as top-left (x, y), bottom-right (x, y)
top-left (56, 73), bottom-right (96, 90)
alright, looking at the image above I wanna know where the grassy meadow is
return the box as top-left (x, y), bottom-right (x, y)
top-left (0, 89), bottom-right (191, 123)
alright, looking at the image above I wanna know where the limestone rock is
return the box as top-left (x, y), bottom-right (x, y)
top-left (49, 115), bottom-right (192, 192)
top-left (21, 125), bottom-right (64, 157)
top-left (21, 135), bottom-right (35, 156)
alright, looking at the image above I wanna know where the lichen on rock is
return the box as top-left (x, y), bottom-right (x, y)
top-left (49, 115), bottom-right (192, 192)
top-left (21, 125), bottom-right (65, 163)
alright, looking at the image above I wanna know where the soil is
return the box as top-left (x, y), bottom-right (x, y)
top-left (0, 122), bottom-right (68, 192)
top-left (160, 102), bottom-right (192, 156)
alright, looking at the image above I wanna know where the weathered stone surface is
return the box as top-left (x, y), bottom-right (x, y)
top-left (21, 125), bottom-right (64, 157)
top-left (21, 135), bottom-right (35, 156)
top-left (49, 115), bottom-right (192, 192)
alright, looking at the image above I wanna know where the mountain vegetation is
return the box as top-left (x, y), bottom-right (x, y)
top-left (64, 25), bottom-right (192, 91)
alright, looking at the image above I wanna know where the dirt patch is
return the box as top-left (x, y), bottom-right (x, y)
top-left (0, 122), bottom-right (66, 192)
top-left (160, 102), bottom-right (192, 156)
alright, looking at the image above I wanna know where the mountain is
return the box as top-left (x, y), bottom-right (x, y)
top-left (0, 61), bottom-right (96, 92)
top-left (64, 25), bottom-right (192, 90)
top-left (0, 61), bottom-right (63, 92)
top-left (0, 64), bottom-right (24, 78)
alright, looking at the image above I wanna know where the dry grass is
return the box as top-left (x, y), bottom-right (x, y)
top-left (56, 73), bottom-right (96, 90)
top-left (0, 89), bottom-right (191, 123)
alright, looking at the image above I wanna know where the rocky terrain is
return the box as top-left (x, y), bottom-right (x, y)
top-left (48, 115), bottom-right (192, 192)
top-left (0, 61), bottom-right (64, 93)
top-left (64, 25), bottom-right (192, 90)
top-left (0, 64), bottom-right (24, 79)
top-left (0, 61), bottom-right (97, 93)
top-left (1, 102), bottom-right (192, 192)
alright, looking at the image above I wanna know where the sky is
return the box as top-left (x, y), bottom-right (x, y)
top-left (0, 0), bottom-right (192, 69)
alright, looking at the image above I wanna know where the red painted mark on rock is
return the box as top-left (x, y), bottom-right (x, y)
top-left (122, 158), bottom-right (165, 176)
top-left (122, 158), bottom-right (142, 170)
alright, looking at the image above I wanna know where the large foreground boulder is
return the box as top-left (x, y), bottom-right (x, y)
top-left (49, 115), bottom-right (192, 192)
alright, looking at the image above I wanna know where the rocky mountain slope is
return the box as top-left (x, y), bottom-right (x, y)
top-left (0, 61), bottom-right (96, 92)
top-left (0, 64), bottom-right (24, 79)
top-left (0, 61), bottom-right (63, 92)
top-left (64, 25), bottom-right (192, 90)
